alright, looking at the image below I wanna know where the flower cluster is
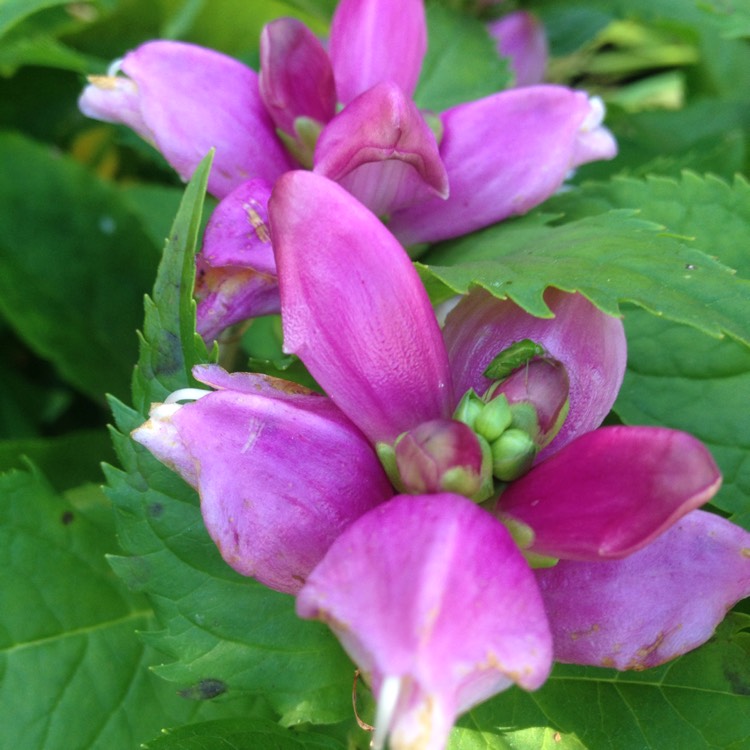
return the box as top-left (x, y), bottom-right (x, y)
top-left (84, 2), bottom-right (750, 748)
top-left (133, 170), bottom-right (750, 749)
top-left (79, 0), bottom-right (615, 342)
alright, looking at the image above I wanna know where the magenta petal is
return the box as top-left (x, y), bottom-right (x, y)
top-left (499, 426), bottom-right (722, 560)
top-left (388, 86), bottom-right (617, 245)
top-left (297, 493), bottom-right (552, 748)
top-left (79, 41), bottom-right (293, 198)
top-left (444, 289), bottom-right (626, 457)
top-left (488, 11), bottom-right (548, 87)
top-left (314, 82), bottom-right (448, 215)
top-left (329, 0), bottom-right (427, 103)
top-left (132, 367), bottom-right (392, 595)
top-left (270, 171), bottom-right (453, 444)
top-left (259, 18), bottom-right (337, 135)
top-left (537, 510), bottom-right (750, 669)
top-left (195, 179), bottom-right (279, 341)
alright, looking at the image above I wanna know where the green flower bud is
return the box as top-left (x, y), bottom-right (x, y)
top-left (491, 428), bottom-right (537, 481)
top-left (474, 394), bottom-right (512, 442)
top-left (453, 388), bottom-right (484, 430)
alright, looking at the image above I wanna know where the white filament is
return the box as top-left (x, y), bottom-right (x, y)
top-left (165, 388), bottom-right (212, 404)
top-left (371, 675), bottom-right (404, 750)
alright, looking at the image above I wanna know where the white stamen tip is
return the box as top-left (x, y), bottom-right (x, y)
top-left (165, 388), bottom-right (211, 404)
top-left (107, 57), bottom-right (124, 77)
top-left (371, 675), bottom-right (403, 750)
top-left (581, 96), bottom-right (605, 132)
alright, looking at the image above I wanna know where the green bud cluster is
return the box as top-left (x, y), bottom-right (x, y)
top-left (454, 389), bottom-right (539, 483)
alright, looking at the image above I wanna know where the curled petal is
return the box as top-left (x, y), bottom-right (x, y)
top-left (499, 426), bottom-right (722, 560)
top-left (132, 366), bottom-right (391, 594)
top-left (270, 171), bottom-right (453, 444)
top-left (329, 0), bottom-right (427, 103)
top-left (259, 18), bottom-right (337, 136)
top-left (297, 493), bottom-right (552, 750)
top-left (195, 179), bottom-right (279, 341)
top-left (79, 41), bottom-right (293, 198)
top-left (536, 510), bottom-right (750, 669)
top-left (314, 82), bottom-right (448, 216)
top-left (388, 86), bottom-right (617, 245)
top-left (444, 289), bottom-right (626, 457)
top-left (488, 11), bottom-right (548, 87)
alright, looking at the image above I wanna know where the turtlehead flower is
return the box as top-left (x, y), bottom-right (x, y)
top-left (123, 171), bottom-right (750, 750)
top-left (271, 172), bottom-right (746, 748)
top-left (130, 170), bottom-right (749, 748)
top-left (79, 0), bottom-right (616, 340)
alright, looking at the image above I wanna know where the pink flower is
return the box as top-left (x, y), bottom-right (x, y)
top-left (131, 171), bottom-right (748, 748)
top-left (79, 0), bottom-right (616, 340)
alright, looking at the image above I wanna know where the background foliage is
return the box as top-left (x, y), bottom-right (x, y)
top-left (1, 0), bottom-right (749, 748)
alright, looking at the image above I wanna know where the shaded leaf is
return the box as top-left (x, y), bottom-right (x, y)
top-left (0, 132), bottom-right (160, 401)
top-left (0, 429), bottom-right (114, 490)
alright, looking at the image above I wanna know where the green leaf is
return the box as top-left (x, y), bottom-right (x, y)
top-left (143, 718), bottom-right (347, 750)
top-left (0, 468), bottom-right (232, 749)
top-left (455, 613), bottom-right (750, 750)
top-left (419, 210), bottom-right (750, 344)
top-left (0, 132), bottom-right (160, 401)
top-left (414, 4), bottom-right (512, 112)
top-left (130, 153), bottom-right (213, 414)
top-left (0, 0), bottom-right (91, 37)
top-left (544, 173), bottom-right (750, 526)
top-left (698, 0), bottom-right (750, 39)
top-left (105, 157), bottom-right (354, 725)
top-left (545, 173), bottom-right (750, 277)
top-left (0, 34), bottom-right (93, 75)
top-left (0, 429), bottom-right (114, 490)
top-left (616, 309), bottom-right (750, 528)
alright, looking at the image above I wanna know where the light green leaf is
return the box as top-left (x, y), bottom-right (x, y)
top-left (0, 132), bottom-right (160, 401)
top-left (105, 157), bottom-right (354, 725)
top-left (455, 613), bottom-right (750, 750)
top-left (143, 717), bottom-right (347, 749)
top-left (698, 0), bottom-right (750, 39)
top-left (0, 469), bottom-right (235, 749)
top-left (0, 0), bottom-right (91, 37)
top-left (414, 4), bottom-right (512, 112)
top-left (419, 210), bottom-right (750, 344)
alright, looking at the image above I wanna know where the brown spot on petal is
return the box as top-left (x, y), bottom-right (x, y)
top-left (243, 201), bottom-right (271, 243)
top-left (601, 657), bottom-right (616, 668)
top-left (741, 547), bottom-right (750, 558)
top-left (570, 623), bottom-right (599, 641)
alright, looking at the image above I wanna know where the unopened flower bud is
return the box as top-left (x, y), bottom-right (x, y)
top-left (474, 393), bottom-right (512, 442)
top-left (489, 357), bottom-right (570, 449)
top-left (453, 388), bottom-right (484, 430)
top-left (394, 419), bottom-right (491, 500)
top-left (491, 428), bottom-right (536, 481)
